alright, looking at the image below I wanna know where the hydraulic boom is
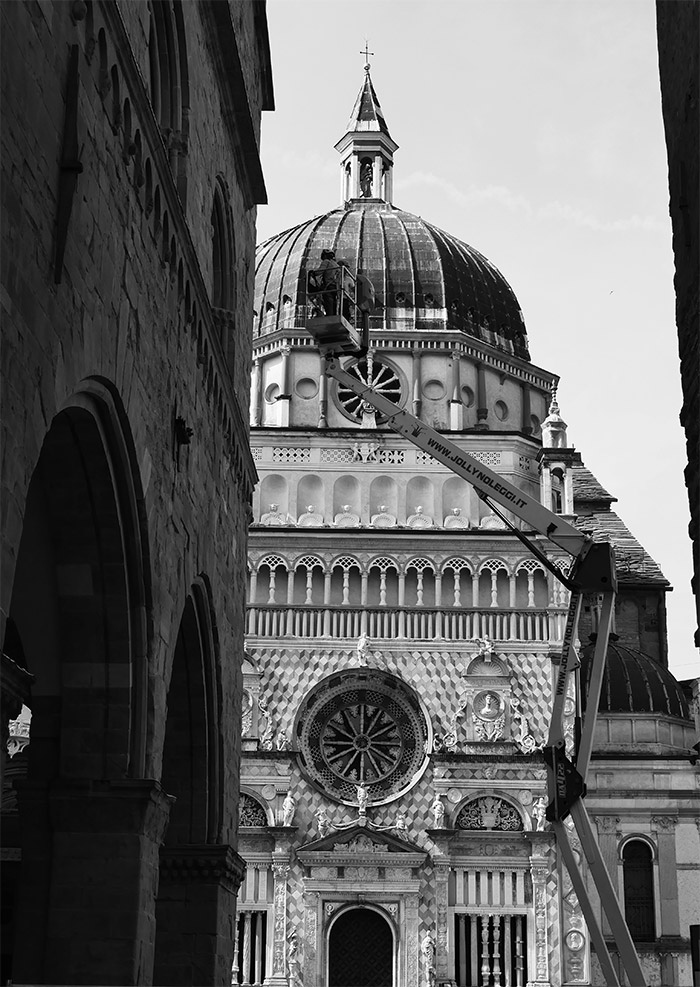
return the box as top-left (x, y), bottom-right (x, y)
top-left (305, 275), bottom-right (647, 986)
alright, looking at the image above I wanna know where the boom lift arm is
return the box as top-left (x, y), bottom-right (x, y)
top-left (305, 276), bottom-right (647, 987)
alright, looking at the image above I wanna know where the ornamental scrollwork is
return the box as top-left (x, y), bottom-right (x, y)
top-left (456, 796), bottom-right (524, 831)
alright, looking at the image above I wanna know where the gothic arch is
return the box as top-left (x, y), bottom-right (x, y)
top-left (148, 0), bottom-right (190, 201)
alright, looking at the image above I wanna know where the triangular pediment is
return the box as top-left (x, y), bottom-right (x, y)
top-left (297, 823), bottom-right (425, 858)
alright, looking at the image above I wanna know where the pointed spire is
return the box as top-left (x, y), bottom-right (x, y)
top-left (344, 67), bottom-right (392, 137)
top-left (542, 386), bottom-right (569, 448)
top-left (335, 62), bottom-right (398, 205)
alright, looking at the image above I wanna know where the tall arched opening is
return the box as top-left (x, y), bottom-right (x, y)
top-left (5, 383), bottom-right (159, 985)
top-left (153, 579), bottom-right (244, 986)
top-left (328, 908), bottom-right (394, 987)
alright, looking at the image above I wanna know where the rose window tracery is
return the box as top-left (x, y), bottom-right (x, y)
top-left (456, 796), bottom-right (524, 831)
top-left (336, 355), bottom-right (402, 423)
top-left (296, 669), bottom-right (430, 805)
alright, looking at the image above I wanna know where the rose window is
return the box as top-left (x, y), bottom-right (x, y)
top-left (336, 355), bottom-right (402, 423)
top-left (295, 669), bottom-right (431, 805)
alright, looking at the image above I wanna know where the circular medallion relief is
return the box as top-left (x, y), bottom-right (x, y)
top-left (473, 691), bottom-right (503, 721)
top-left (295, 669), bottom-right (431, 805)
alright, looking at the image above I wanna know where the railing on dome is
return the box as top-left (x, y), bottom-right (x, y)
top-left (246, 604), bottom-right (568, 642)
top-left (306, 266), bottom-right (368, 355)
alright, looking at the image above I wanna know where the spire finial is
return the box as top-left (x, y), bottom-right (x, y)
top-left (360, 41), bottom-right (374, 73)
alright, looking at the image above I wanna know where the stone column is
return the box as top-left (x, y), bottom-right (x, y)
top-left (404, 893), bottom-right (421, 987)
top-left (529, 856), bottom-right (550, 987)
top-left (372, 154), bottom-right (382, 198)
top-left (594, 815), bottom-right (620, 937)
top-left (475, 363), bottom-right (488, 429)
top-left (154, 843), bottom-right (246, 985)
top-left (434, 861), bottom-right (451, 982)
top-left (651, 815), bottom-right (680, 935)
top-left (449, 351), bottom-right (462, 429)
top-left (250, 357), bottom-right (262, 426)
top-left (277, 344), bottom-right (291, 427)
top-left (318, 372), bottom-right (327, 428)
top-left (521, 382), bottom-right (532, 434)
top-left (13, 779), bottom-right (173, 986)
top-left (303, 891), bottom-right (320, 987)
top-left (267, 862), bottom-right (290, 985)
top-left (412, 349), bottom-right (422, 418)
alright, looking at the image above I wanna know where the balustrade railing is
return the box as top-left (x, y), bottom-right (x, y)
top-left (246, 605), bottom-right (567, 642)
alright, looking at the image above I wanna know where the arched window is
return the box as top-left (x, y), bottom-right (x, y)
top-left (622, 840), bottom-right (655, 941)
top-left (148, 0), bottom-right (189, 201)
top-left (211, 182), bottom-right (234, 309)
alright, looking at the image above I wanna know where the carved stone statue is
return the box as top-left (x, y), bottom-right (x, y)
top-left (360, 161), bottom-right (373, 197)
top-left (316, 805), bottom-right (330, 837)
top-left (357, 784), bottom-right (368, 817)
top-left (532, 796), bottom-right (547, 831)
top-left (288, 930), bottom-right (303, 987)
top-left (421, 931), bottom-right (436, 987)
top-left (282, 791), bottom-right (295, 827)
top-left (431, 793), bottom-right (445, 828)
top-left (395, 809), bottom-right (408, 837)
top-left (356, 632), bottom-right (371, 665)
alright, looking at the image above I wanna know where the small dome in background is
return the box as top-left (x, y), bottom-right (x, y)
top-left (580, 640), bottom-right (691, 719)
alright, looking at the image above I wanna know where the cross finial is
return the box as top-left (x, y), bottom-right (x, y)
top-left (360, 41), bottom-right (374, 72)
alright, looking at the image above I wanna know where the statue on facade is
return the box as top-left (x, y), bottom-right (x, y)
top-left (282, 791), bottom-right (295, 827)
top-left (532, 796), bottom-right (547, 831)
top-left (360, 161), bottom-right (373, 197)
top-left (431, 793), bottom-right (445, 828)
top-left (357, 784), bottom-right (369, 817)
top-left (356, 632), bottom-right (371, 665)
top-left (288, 930), bottom-right (303, 987)
top-left (316, 805), bottom-right (330, 837)
top-left (395, 808), bottom-right (408, 837)
top-left (421, 931), bottom-right (436, 987)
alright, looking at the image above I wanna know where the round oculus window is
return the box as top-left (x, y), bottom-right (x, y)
top-left (335, 357), bottom-right (403, 423)
top-left (295, 669), bottom-right (431, 805)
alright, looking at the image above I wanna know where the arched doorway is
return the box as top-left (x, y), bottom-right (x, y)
top-left (328, 908), bottom-right (393, 987)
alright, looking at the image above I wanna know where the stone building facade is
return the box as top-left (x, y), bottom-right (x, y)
top-left (237, 70), bottom-right (700, 987)
top-left (0, 1), bottom-right (272, 984)
top-left (656, 0), bottom-right (700, 649)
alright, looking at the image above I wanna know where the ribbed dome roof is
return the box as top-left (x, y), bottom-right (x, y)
top-left (580, 640), bottom-right (691, 719)
top-left (254, 201), bottom-right (530, 361)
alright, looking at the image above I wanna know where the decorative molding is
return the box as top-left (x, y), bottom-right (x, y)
top-left (158, 844), bottom-right (246, 893)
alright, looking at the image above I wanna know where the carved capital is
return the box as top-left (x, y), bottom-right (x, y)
top-left (594, 815), bottom-right (620, 834)
top-left (651, 815), bottom-right (678, 832)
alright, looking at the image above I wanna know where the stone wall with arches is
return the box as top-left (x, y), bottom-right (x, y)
top-left (0, 2), bottom-right (272, 984)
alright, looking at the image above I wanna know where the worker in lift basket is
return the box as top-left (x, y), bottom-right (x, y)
top-left (317, 249), bottom-right (340, 315)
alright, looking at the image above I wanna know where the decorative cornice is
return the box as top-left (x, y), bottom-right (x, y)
top-left (159, 843), bottom-right (246, 893)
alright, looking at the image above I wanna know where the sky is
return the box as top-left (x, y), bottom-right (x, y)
top-left (256, 0), bottom-right (698, 680)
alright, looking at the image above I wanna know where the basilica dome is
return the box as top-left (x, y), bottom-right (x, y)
top-left (253, 67), bottom-right (530, 362)
top-left (580, 640), bottom-right (691, 719)
top-left (254, 203), bottom-right (530, 360)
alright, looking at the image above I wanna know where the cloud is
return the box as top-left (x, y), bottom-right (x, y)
top-left (395, 171), bottom-right (666, 233)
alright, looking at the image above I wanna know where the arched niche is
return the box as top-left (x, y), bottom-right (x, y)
top-left (441, 474), bottom-right (473, 525)
top-left (297, 473), bottom-right (324, 520)
top-left (369, 475), bottom-right (398, 517)
top-left (259, 474), bottom-right (289, 518)
top-left (332, 474), bottom-right (360, 517)
top-left (406, 475), bottom-right (434, 520)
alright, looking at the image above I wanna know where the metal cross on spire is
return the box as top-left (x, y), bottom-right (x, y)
top-left (360, 41), bottom-right (374, 72)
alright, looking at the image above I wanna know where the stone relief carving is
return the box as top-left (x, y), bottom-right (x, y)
top-left (509, 696), bottom-right (538, 752)
top-left (258, 696), bottom-right (275, 750)
top-left (472, 690), bottom-right (505, 742)
top-left (351, 441), bottom-right (378, 462)
top-left (431, 793), bottom-right (446, 829)
top-left (456, 796), bottom-right (524, 832)
top-left (333, 835), bottom-right (384, 853)
top-left (315, 806), bottom-right (330, 837)
top-left (420, 932), bottom-right (436, 987)
top-left (531, 796), bottom-right (547, 831)
top-left (241, 690), bottom-right (254, 737)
